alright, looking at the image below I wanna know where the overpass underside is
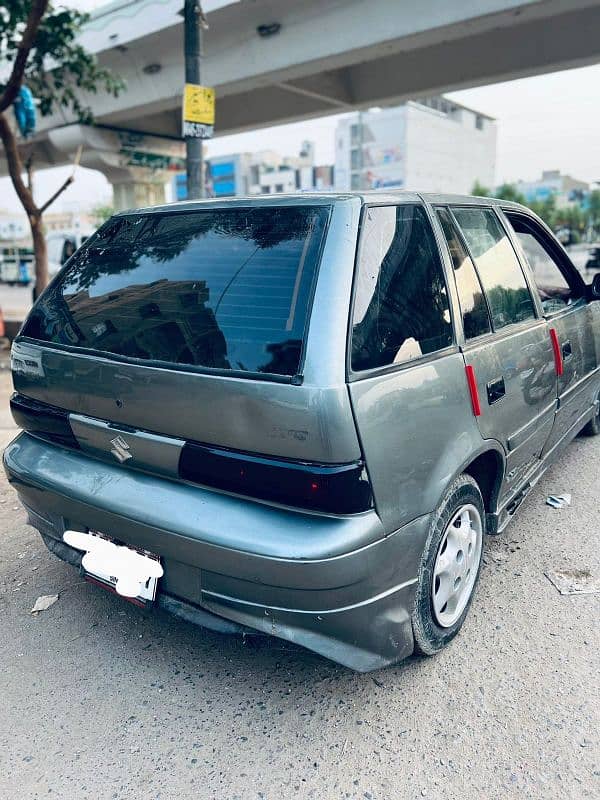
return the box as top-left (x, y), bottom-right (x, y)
top-left (119, 0), bottom-right (600, 138)
top-left (3, 0), bottom-right (600, 207)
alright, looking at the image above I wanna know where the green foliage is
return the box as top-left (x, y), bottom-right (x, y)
top-left (91, 204), bottom-right (115, 225)
top-left (494, 183), bottom-right (526, 205)
top-left (553, 204), bottom-right (586, 241)
top-left (471, 181), bottom-right (600, 238)
top-left (471, 181), bottom-right (526, 205)
top-left (528, 194), bottom-right (556, 227)
top-left (471, 180), bottom-right (491, 198)
top-left (588, 190), bottom-right (600, 231)
top-left (0, 2), bottom-right (125, 123)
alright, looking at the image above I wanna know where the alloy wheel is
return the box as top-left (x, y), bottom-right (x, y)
top-left (431, 503), bottom-right (483, 628)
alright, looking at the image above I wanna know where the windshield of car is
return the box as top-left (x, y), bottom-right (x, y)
top-left (22, 205), bottom-right (330, 377)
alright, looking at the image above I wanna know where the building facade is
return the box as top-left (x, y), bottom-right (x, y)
top-left (334, 97), bottom-right (497, 194)
top-left (515, 170), bottom-right (589, 208)
top-left (0, 212), bottom-right (28, 242)
top-left (173, 142), bottom-right (334, 200)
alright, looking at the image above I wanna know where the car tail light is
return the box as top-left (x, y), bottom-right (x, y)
top-left (10, 393), bottom-right (79, 449)
top-left (179, 441), bottom-right (373, 514)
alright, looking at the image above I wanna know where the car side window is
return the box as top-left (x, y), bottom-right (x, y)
top-left (351, 204), bottom-right (453, 372)
top-left (452, 207), bottom-right (536, 329)
top-left (504, 213), bottom-right (575, 315)
top-left (436, 207), bottom-right (492, 339)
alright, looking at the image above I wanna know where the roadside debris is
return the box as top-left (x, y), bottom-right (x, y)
top-left (545, 569), bottom-right (600, 596)
top-left (546, 493), bottom-right (572, 509)
top-left (30, 594), bottom-right (59, 614)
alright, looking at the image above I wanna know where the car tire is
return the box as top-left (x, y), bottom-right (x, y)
top-left (412, 474), bottom-right (485, 656)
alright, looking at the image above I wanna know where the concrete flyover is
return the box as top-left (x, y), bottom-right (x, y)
top-left (4, 0), bottom-right (600, 205)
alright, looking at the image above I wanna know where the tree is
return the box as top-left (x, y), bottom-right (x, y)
top-left (471, 181), bottom-right (527, 205)
top-left (471, 181), bottom-right (561, 228)
top-left (529, 194), bottom-right (557, 229)
top-left (587, 190), bottom-right (600, 238)
top-left (494, 183), bottom-right (526, 205)
top-left (471, 180), bottom-right (491, 198)
top-left (0, 1), bottom-right (124, 294)
top-left (91, 204), bottom-right (115, 226)
top-left (553, 204), bottom-right (585, 243)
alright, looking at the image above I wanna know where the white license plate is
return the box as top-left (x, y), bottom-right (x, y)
top-left (63, 530), bottom-right (163, 607)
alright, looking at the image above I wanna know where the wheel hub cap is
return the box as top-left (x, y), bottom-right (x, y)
top-left (431, 503), bottom-right (483, 628)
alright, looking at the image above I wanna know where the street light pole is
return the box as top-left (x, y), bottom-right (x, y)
top-left (184, 0), bottom-right (203, 199)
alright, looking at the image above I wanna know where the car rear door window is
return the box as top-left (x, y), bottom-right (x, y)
top-left (436, 207), bottom-right (492, 339)
top-left (22, 206), bottom-right (330, 377)
top-left (351, 204), bottom-right (453, 371)
top-left (504, 212), bottom-right (577, 315)
top-left (452, 207), bottom-right (536, 329)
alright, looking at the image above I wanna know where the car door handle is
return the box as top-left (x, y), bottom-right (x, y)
top-left (486, 376), bottom-right (506, 405)
top-left (562, 340), bottom-right (572, 358)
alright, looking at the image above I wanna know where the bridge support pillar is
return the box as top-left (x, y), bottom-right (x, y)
top-left (39, 125), bottom-right (184, 212)
top-left (111, 178), bottom-right (167, 211)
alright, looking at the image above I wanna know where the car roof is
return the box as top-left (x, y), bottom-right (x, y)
top-left (120, 190), bottom-right (531, 216)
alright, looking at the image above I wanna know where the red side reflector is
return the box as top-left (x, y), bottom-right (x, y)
top-left (549, 328), bottom-right (563, 377)
top-left (465, 365), bottom-right (482, 417)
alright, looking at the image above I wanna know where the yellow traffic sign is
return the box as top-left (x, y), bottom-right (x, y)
top-left (183, 84), bottom-right (215, 125)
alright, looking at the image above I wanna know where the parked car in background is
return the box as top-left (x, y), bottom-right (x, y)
top-left (46, 230), bottom-right (91, 278)
top-left (0, 246), bottom-right (33, 285)
top-left (585, 246), bottom-right (600, 271)
top-left (6, 193), bottom-right (600, 670)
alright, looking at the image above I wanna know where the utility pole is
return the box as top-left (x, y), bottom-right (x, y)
top-left (358, 109), bottom-right (364, 190)
top-left (184, 0), bottom-right (203, 199)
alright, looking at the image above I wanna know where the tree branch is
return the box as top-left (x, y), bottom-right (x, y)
top-left (39, 175), bottom-right (75, 215)
top-left (25, 154), bottom-right (34, 190)
top-left (0, 0), bottom-right (50, 113)
top-left (38, 144), bottom-right (82, 213)
top-left (0, 113), bottom-right (38, 218)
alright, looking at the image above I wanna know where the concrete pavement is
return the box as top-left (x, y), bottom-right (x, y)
top-left (0, 373), bottom-right (598, 799)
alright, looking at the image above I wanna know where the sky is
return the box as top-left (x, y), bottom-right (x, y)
top-left (1, 6), bottom-right (599, 216)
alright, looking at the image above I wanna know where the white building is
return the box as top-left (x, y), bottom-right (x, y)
top-left (334, 97), bottom-right (497, 194)
top-left (257, 166), bottom-right (297, 195)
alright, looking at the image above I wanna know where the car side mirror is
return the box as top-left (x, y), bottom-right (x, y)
top-left (589, 273), bottom-right (600, 301)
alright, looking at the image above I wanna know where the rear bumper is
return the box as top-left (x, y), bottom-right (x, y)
top-left (4, 433), bottom-right (430, 671)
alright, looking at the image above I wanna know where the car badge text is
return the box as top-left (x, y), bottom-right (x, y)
top-left (110, 435), bottom-right (133, 463)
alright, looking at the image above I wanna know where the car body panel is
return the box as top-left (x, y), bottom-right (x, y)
top-left (542, 302), bottom-right (598, 456)
top-left (347, 352), bottom-right (489, 530)
top-left (5, 432), bottom-right (430, 671)
top-left (461, 322), bottom-right (556, 496)
top-left (11, 341), bottom-right (361, 463)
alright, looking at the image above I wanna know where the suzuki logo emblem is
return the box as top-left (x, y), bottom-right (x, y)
top-left (110, 435), bottom-right (133, 463)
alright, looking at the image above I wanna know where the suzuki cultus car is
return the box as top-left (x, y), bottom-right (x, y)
top-left (6, 193), bottom-right (600, 670)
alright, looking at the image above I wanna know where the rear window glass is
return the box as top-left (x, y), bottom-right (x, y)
top-left (22, 206), bottom-right (330, 377)
top-left (351, 204), bottom-right (453, 371)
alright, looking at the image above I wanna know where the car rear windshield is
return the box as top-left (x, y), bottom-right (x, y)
top-left (22, 205), bottom-right (330, 377)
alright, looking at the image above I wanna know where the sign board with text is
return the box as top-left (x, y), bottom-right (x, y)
top-left (183, 84), bottom-right (215, 139)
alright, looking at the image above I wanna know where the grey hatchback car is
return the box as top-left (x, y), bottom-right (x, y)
top-left (5, 193), bottom-right (600, 671)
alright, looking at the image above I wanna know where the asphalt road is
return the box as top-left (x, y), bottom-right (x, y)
top-left (0, 369), bottom-right (598, 800)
